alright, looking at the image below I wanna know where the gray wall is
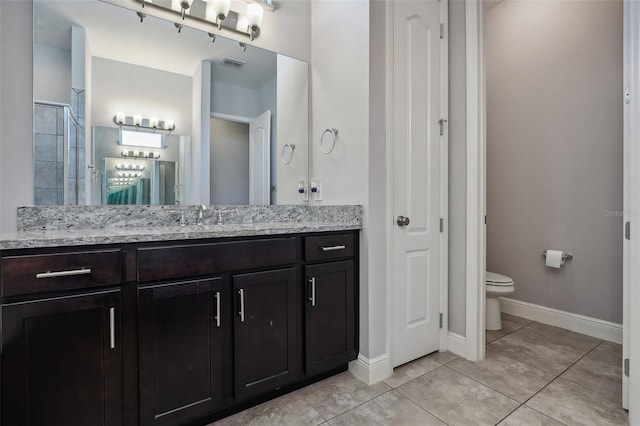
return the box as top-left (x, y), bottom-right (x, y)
top-left (33, 44), bottom-right (71, 104)
top-left (210, 118), bottom-right (250, 205)
top-left (486, 0), bottom-right (623, 323)
top-left (448, 0), bottom-right (467, 336)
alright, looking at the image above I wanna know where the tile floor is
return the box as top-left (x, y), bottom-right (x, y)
top-left (212, 314), bottom-right (628, 425)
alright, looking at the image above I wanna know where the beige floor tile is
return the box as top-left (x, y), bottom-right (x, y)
top-left (383, 355), bottom-right (441, 388)
top-left (328, 390), bottom-right (445, 426)
top-left (488, 323), bottom-right (600, 375)
top-left (427, 350), bottom-right (459, 365)
top-left (561, 341), bottom-right (623, 403)
top-left (487, 314), bottom-right (533, 343)
top-left (498, 405), bottom-right (566, 426)
top-left (448, 349), bottom-right (555, 402)
top-left (526, 378), bottom-right (629, 426)
top-left (396, 366), bottom-right (519, 426)
top-left (298, 371), bottom-right (390, 420)
top-left (212, 393), bottom-right (324, 426)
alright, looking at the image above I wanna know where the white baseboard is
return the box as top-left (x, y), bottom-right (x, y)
top-left (447, 332), bottom-right (467, 357)
top-left (349, 353), bottom-right (392, 385)
top-left (500, 297), bottom-right (622, 344)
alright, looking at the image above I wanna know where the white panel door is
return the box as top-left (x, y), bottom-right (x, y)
top-left (249, 110), bottom-right (271, 205)
top-left (392, 0), bottom-right (444, 367)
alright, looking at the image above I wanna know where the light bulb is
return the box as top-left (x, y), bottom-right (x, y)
top-left (246, 3), bottom-right (263, 28)
top-left (213, 0), bottom-right (231, 19)
top-left (171, 0), bottom-right (181, 11)
top-left (115, 112), bottom-right (125, 125)
top-left (164, 119), bottom-right (175, 131)
top-left (133, 114), bottom-right (142, 126)
top-left (149, 117), bottom-right (159, 128)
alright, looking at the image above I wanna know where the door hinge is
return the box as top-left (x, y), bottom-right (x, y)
top-left (485, 215), bottom-right (487, 225)
top-left (625, 358), bottom-right (630, 377)
top-left (439, 313), bottom-right (443, 328)
top-left (625, 85), bottom-right (631, 104)
top-left (440, 218), bottom-right (444, 233)
top-left (626, 221), bottom-right (631, 240)
top-left (440, 23), bottom-right (445, 39)
top-left (438, 118), bottom-right (448, 136)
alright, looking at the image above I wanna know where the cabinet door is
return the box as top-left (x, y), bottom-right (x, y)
top-left (138, 278), bottom-right (224, 426)
top-left (305, 261), bottom-right (356, 376)
top-left (233, 268), bottom-right (299, 400)
top-left (2, 290), bottom-right (122, 426)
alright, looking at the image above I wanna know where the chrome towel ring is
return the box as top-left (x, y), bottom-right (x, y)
top-left (320, 128), bottom-right (339, 154)
top-left (281, 144), bottom-right (296, 165)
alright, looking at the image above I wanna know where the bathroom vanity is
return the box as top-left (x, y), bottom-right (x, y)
top-left (0, 207), bottom-right (361, 425)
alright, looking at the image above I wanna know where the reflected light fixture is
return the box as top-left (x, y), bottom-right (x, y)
top-left (135, 0), bottom-right (272, 41)
top-left (113, 113), bottom-right (175, 132)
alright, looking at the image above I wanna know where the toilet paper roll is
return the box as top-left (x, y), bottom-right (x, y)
top-left (545, 250), bottom-right (564, 268)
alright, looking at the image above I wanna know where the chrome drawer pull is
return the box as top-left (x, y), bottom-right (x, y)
top-left (238, 289), bottom-right (245, 323)
top-left (309, 277), bottom-right (316, 306)
top-left (35, 268), bottom-right (92, 279)
top-left (320, 245), bottom-right (346, 252)
top-left (214, 292), bottom-right (221, 328)
top-left (109, 307), bottom-right (116, 349)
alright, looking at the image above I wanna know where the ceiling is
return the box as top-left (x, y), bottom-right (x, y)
top-left (34, 0), bottom-right (276, 89)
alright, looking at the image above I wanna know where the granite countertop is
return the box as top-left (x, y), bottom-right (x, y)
top-left (0, 221), bottom-right (362, 250)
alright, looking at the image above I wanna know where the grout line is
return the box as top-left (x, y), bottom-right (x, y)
top-left (318, 387), bottom-right (394, 422)
top-left (526, 406), bottom-right (570, 426)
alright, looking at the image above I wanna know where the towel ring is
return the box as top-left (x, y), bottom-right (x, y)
top-left (281, 144), bottom-right (295, 165)
top-left (320, 128), bottom-right (339, 155)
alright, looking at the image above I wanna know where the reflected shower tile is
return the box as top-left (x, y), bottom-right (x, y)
top-left (35, 161), bottom-right (58, 189)
top-left (34, 189), bottom-right (58, 205)
top-left (34, 134), bottom-right (57, 161)
top-left (57, 188), bottom-right (64, 204)
top-left (77, 180), bottom-right (86, 204)
top-left (57, 107), bottom-right (64, 135)
top-left (77, 149), bottom-right (86, 178)
top-left (78, 91), bottom-right (85, 118)
top-left (69, 149), bottom-right (77, 178)
top-left (57, 162), bottom-right (64, 189)
top-left (57, 136), bottom-right (64, 162)
top-left (34, 105), bottom-right (58, 135)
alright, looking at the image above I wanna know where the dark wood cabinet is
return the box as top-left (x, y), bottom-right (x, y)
top-left (138, 278), bottom-right (225, 426)
top-left (1, 290), bottom-right (122, 426)
top-left (232, 268), bottom-right (300, 400)
top-left (1, 230), bottom-right (358, 426)
top-left (305, 260), bottom-right (356, 376)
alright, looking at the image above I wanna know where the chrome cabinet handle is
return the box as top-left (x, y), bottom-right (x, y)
top-left (320, 245), bottom-right (346, 252)
top-left (309, 277), bottom-right (316, 306)
top-left (109, 307), bottom-right (116, 349)
top-left (36, 268), bottom-right (91, 279)
top-left (214, 291), bottom-right (221, 328)
top-left (238, 289), bottom-right (245, 322)
top-left (396, 216), bottom-right (410, 227)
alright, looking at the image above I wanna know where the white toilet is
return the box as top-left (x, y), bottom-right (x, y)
top-left (485, 272), bottom-right (515, 331)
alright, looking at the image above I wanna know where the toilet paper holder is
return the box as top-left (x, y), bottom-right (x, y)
top-left (542, 251), bottom-right (574, 261)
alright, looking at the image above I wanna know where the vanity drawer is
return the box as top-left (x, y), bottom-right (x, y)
top-left (137, 237), bottom-right (297, 282)
top-left (1, 249), bottom-right (122, 297)
top-left (305, 234), bottom-right (354, 262)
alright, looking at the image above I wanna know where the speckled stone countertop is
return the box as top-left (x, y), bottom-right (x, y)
top-left (1, 205), bottom-right (363, 250)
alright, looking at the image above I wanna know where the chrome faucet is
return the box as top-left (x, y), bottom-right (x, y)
top-left (197, 204), bottom-right (207, 225)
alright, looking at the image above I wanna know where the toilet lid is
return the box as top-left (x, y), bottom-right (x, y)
top-left (486, 272), bottom-right (514, 286)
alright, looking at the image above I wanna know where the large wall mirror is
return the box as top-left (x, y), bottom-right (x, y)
top-left (33, 0), bottom-right (309, 206)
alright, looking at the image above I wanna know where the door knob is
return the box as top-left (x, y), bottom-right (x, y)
top-left (397, 216), bottom-right (410, 227)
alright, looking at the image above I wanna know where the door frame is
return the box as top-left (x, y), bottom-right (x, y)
top-left (464, 0), bottom-right (486, 362)
top-left (466, 3), bottom-right (640, 409)
top-left (385, 0), bottom-right (450, 367)
top-left (624, 0), bottom-right (640, 419)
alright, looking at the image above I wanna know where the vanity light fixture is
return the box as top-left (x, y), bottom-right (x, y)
top-left (113, 113), bottom-right (175, 132)
top-left (115, 164), bottom-right (145, 171)
top-left (135, 0), bottom-right (271, 40)
top-left (117, 172), bottom-right (142, 178)
top-left (121, 150), bottom-right (161, 159)
top-left (239, 42), bottom-right (247, 52)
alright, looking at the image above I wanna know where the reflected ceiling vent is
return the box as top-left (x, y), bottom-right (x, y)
top-left (221, 57), bottom-right (246, 68)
